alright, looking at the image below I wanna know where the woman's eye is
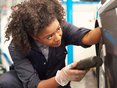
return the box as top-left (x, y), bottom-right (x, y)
top-left (57, 29), bottom-right (60, 32)
top-left (57, 27), bottom-right (61, 32)
top-left (47, 35), bottom-right (52, 40)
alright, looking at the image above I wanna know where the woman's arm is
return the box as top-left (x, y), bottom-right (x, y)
top-left (37, 77), bottom-right (59, 88)
top-left (82, 27), bottom-right (101, 45)
top-left (8, 42), bottom-right (40, 88)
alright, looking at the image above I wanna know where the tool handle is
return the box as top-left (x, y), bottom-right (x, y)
top-left (76, 56), bottom-right (103, 70)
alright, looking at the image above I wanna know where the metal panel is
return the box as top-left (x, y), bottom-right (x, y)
top-left (99, 0), bottom-right (117, 87)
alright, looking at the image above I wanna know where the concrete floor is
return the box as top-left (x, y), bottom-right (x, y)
top-left (71, 69), bottom-right (97, 88)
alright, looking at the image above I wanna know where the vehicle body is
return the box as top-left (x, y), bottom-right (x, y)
top-left (98, 0), bottom-right (117, 88)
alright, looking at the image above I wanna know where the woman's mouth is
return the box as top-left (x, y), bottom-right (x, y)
top-left (54, 41), bottom-right (61, 47)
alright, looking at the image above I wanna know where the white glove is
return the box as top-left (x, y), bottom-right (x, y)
top-left (55, 62), bottom-right (88, 86)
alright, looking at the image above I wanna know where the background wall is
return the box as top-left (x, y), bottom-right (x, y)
top-left (73, 4), bottom-right (98, 61)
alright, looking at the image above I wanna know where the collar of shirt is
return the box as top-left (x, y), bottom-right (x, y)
top-left (35, 41), bottom-right (49, 61)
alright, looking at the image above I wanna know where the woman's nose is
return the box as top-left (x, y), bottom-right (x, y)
top-left (54, 33), bottom-right (61, 42)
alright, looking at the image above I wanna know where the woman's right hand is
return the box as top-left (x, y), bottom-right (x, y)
top-left (55, 62), bottom-right (89, 86)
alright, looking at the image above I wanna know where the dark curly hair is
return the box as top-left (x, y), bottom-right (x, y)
top-left (5, 0), bottom-right (65, 52)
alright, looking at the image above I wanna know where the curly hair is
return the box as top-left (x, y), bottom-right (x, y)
top-left (5, 0), bottom-right (65, 52)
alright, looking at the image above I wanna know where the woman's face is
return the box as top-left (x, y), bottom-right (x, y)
top-left (34, 19), bottom-right (63, 47)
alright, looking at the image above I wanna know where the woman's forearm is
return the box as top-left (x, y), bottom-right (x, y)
top-left (82, 27), bottom-right (101, 45)
top-left (37, 77), bottom-right (59, 88)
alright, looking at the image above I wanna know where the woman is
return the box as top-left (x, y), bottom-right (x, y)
top-left (0, 0), bottom-right (101, 88)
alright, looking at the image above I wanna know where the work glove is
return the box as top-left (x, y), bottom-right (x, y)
top-left (55, 62), bottom-right (88, 86)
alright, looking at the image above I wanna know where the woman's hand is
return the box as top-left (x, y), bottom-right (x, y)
top-left (55, 62), bottom-right (89, 86)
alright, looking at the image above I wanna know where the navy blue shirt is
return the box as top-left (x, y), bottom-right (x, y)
top-left (8, 22), bottom-right (91, 88)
